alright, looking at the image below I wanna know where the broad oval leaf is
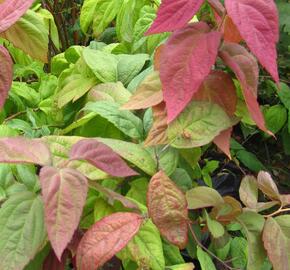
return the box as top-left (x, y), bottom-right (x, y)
top-left (186, 186), bottom-right (224, 209)
top-left (146, 0), bottom-right (205, 34)
top-left (147, 171), bottom-right (188, 249)
top-left (122, 71), bottom-right (163, 110)
top-left (160, 23), bottom-right (221, 122)
top-left (0, 137), bottom-right (51, 166)
top-left (40, 166), bottom-right (88, 260)
top-left (0, 192), bottom-right (46, 270)
top-left (239, 175), bottom-right (258, 209)
top-left (0, 0), bottom-right (35, 33)
top-left (168, 101), bottom-right (236, 148)
top-left (0, 45), bottom-right (13, 108)
top-left (76, 212), bottom-right (143, 270)
top-left (219, 42), bottom-right (271, 134)
top-left (70, 139), bottom-right (138, 177)
top-left (225, 0), bottom-right (279, 83)
top-left (263, 216), bottom-right (290, 270)
top-left (1, 10), bottom-right (49, 62)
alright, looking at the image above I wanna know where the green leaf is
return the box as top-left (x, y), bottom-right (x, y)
top-left (264, 104), bottom-right (287, 134)
top-left (94, 197), bottom-right (114, 222)
top-left (0, 192), bottom-right (46, 270)
top-left (83, 101), bottom-right (144, 140)
top-left (125, 219), bottom-right (165, 270)
top-left (97, 137), bottom-right (157, 175)
top-left (278, 83), bottom-right (290, 109)
top-left (0, 10), bottom-right (48, 62)
top-left (162, 240), bottom-right (185, 266)
top-left (170, 168), bottom-right (192, 192)
top-left (205, 211), bottom-right (225, 239)
top-left (10, 82), bottom-right (40, 106)
top-left (168, 101), bottom-right (236, 148)
top-left (186, 187), bottom-right (224, 210)
top-left (83, 47), bottom-right (118, 82)
top-left (117, 54), bottom-right (149, 86)
top-left (236, 211), bottom-right (266, 270)
top-left (166, 263), bottom-right (195, 270)
top-left (230, 237), bottom-right (248, 269)
top-left (197, 247), bottom-right (216, 270)
top-left (127, 178), bottom-right (148, 205)
top-left (239, 176), bottom-right (258, 209)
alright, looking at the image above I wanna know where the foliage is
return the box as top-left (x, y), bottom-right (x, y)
top-left (0, 0), bottom-right (289, 269)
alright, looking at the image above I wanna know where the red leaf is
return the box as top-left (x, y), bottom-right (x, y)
top-left (225, 0), bottom-right (279, 83)
top-left (147, 171), bottom-right (188, 249)
top-left (193, 70), bottom-right (237, 116)
top-left (160, 22), bottom-right (221, 122)
top-left (219, 42), bottom-right (271, 135)
top-left (70, 139), bottom-right (138, 177)
top-left (40, 166), bottom-right (88, 260)
top-left (76, 212), bottom-right (143, 270)
top-left (213, 127), bottom-right (233, 159)
top-left (146, 0), bottom-right (205, 35)
top-left (0, 45), bottom-right (13, 108)
top-left (0, 137), bottom-right (51, 165)
top-left (0, 0), bottom-right (35, 33)
top-left (223, 16), bottom-right (242, 43)
top-left (43, 250), bottom-right (69, 270)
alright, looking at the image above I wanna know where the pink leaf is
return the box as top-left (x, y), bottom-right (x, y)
top-left (76, 212), bottom-right (143, 270)
top-left (0, 137), bottom-right (51, 165)
top-left (40, 166), bottom-right (88, 260)
top-left (225, 0), bottom-right (279, 83)
top-left (213, 127), bottom-right (233, 159)
top-left (0, 0), bottom-right (35, 33)
top-left (160, 22), bottom-right (221, 122)
top-left (146, 0), bottom-right (205, 35)
top-left (70, 139), bottom-right (138, 177)
top-left (147, 171), bottom-right (188, 249)
top-left (0, 45), bottom-right (13, 108)
top-left (219, 42), bottom-right (271, 135)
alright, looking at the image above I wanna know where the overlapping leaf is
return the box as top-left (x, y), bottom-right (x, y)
top-left (147, 171), bottom-right (188, 249)
top-left (159, 22), bottom-right (221, 121)
top-left (213, 128), bottom-right (233, 159)
top-left (0, 137), bottom-right (51, 165)
top-left (225, 0), bottom-right (279, 83)
top-left (40, 166), bottom-right (88, 260)
top-left (122, 71), bottom-right (163, 110)
top-left (146, 0), bottom-right (204, 34)
top-left (0, 45), bottom-right (13, 108)
top-left (76, 212), bottom-right (143, 270)
top-left (219, 42), bottom-right (271, 134)
top-left (0, 0), bottom-right (35, 33)
top-left (70, 139), bottom-right (138, 177)
top-left (222, 16), bottom-right (242, 43)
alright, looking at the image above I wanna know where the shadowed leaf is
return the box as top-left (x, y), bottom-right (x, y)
top-left (76, 212), bottom-right (143, 270)
top-left (257, 171), bottom-right (280, 201)
top-left (40, 166), bottom-right (88, 260)
top-left (147, 171), bottom-right (188, 248)
top-left (222, 16), bottom-right (242, 43)
top-left (0, 45), bottom-right (13, 108)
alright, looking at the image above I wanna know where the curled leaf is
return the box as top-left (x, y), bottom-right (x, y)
top-left (70, 139), bottom-right (138, 177)
top-left (76, 212), bottom-right (143, 270)
top-left (40, 166), bottom-right (88, 260)
top-left (257, 171), bottom-right (280, 201)
top-left (147, 171), bottom-right (188, 249)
